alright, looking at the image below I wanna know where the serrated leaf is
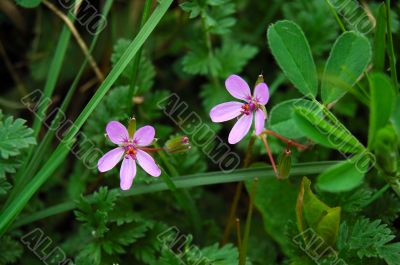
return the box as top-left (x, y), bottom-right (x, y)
top-left (317, 158), bottom-right (369, 192)
top-left (378, 243), bottom-right (400, 265)
top-left (0, 115), bottom-right (36, 159)
top-left (214, 40), bottom-right (258, 78)
top-left (0, 236), bottom-right (23, 264)
top-left (321, 31), bottom-right (371, 104)
top-left (182, 44), bottom-right (221, 76)
top-left (267, 20), bottom-right (318, 97)
top-left (0, 177), bottom-right (12, 196)
top-left (368, 73), bottom-right (396, 147)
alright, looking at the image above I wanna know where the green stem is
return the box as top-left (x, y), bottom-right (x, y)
top-left (11, 161), bottom-right (340, 229)
top-left (0, 0), bottom-right (174, 237)
top-left (222, 136), bottom-right (256, 244)
top-left (129, 0), bottom-right (153, 99)
top-left (364, 184), bottom-right (390, 207)
top-left (156, 143), bottom-right (202, 237)
top-left (200, 13), bottom-right (219, 88)
top-left (325, 0), bottom-right (346, 32)
top-left (386, 0), bottom-right (398, 90)
top-left (239, 178), bottom-right (257, 265)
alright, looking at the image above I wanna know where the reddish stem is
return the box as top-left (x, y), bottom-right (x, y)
top-left (137, 147), bottom-right (164, 152)
top-left (262, 129), bottom-right (308, 151)
top-left (260, 134), bottom-right (279, 178)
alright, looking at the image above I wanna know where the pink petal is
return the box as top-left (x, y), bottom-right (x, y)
top-left (97, 147), bottom-right (124, 172)
top-left (255, 109), bottom-right (266, 135)
top-left (225, 75), bottom-right (251, 100)
top-left (134, 125), bottom-right (155, 146)
top-left (136, 149), bottom-right (161, 177)
top-left (210, 101), bottom-right (243, 122)
top-left (253, 83), bottom-right (270, 105)
top-left (120, 156), bottom-right (136, 190)
top-left (106, 121), bottom-right (129, 144)
top-left (228, 114), bottom-right (253, 144)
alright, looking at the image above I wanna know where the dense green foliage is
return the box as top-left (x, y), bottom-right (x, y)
top-left (0, 0), bottom-right (399, 264)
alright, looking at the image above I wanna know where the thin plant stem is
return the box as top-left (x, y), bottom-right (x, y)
top-left (239, 178), bottom-right (258, 265)
top-left (262, 129), bottom-right (308, 151)
top-left (386, 0), bottom-right (398, 90)
top-left (235, 218), bottom-right (242, 251)
top-left (260, 134), bottom-right (278, 177)
top-left (222, 135), bottom-right (256, 244)
top-left (324, 0), bottom-right (346, 32)
top-left (43, 0), bottom-right (104, 82)
top-left (155, 143), bottom-right (202, 237)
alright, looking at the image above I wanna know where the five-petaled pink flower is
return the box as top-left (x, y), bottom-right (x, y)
top-left (97, 121), bottom-right (161, 190)
top-left (210, 75), bottom-right (269, 144)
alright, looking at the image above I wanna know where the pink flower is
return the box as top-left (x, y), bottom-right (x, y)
top-left (210, 75), bottom-right (269, 144)
top-left (97, 121), bottom-right (161, 190)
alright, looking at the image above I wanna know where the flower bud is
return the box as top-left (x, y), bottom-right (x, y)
top-left (278, 148), bottom-right (292, 179)
top-left (164, 135), bottom-right (191, 154)
top-left (128, 117), bottom-right (136, 138)
top-left (374, 125), bottom-right (398, 176)
top-left (255, 74), bottom-right (264, 86)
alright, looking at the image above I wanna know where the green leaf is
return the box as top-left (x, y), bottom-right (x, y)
top-left (296, 177), bottom-right (341, 248)
top-left (368, 73), bottom-right (396, 147)
top-left (321, 31), bottom-right (372, 104)
top-left (0, 114), bottom-right (36, 159)
top-left (15, 0), bottom-right (41, 8)
top-left (269, 98), bottom-right (318, 139)
top-left (293, 101), bottom-right (365, 153)
top-left (317, 158), bottom-right (370, 192)
top-left (267, 20), bottom-right (318, 97)
top-left (0, 158), bottom-right (19, 179)
top-left (182, 43), bottom-right (221, 76)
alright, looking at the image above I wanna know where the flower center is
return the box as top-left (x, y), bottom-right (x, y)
top-left (241, 101), bottom-right (257, 115)
top-left (125, 145), bottom-right (137, 159)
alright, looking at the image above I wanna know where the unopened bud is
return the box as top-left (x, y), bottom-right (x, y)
top-left (128, 117), bottom-right (136, 138)
top-left (255, 74), bottom-right (264, 86)
top-left (164, 135), bottom-right (191, 153)
top-left (278, 148), bottom-right (292, 179)
top-left (374, 125), bottom-right (398, 176)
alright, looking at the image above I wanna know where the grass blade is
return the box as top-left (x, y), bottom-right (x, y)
top-left (12, 161), bottom-right (340, 229)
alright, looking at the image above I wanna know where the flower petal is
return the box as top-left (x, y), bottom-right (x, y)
top-left (97, 147), bottom-right (124, 172)
top-left (253, 82), bottom-right (270, 105)
top-left (225, 75), bottom-right (251, 100)
top-left (255, 109), bottom-right (266, 135)
top-left (106, 121), bottom-right (129, 144)
top-left (120, 156), bottom-right (136, 190)
top-left (134, 125), bottom-right (155, 146)
top-left (136, 149), bottom-right (161, 177)
top-left (210, 101), bottom-right (243, 122)
top-left (228, 114), bottom-right (253, 144)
